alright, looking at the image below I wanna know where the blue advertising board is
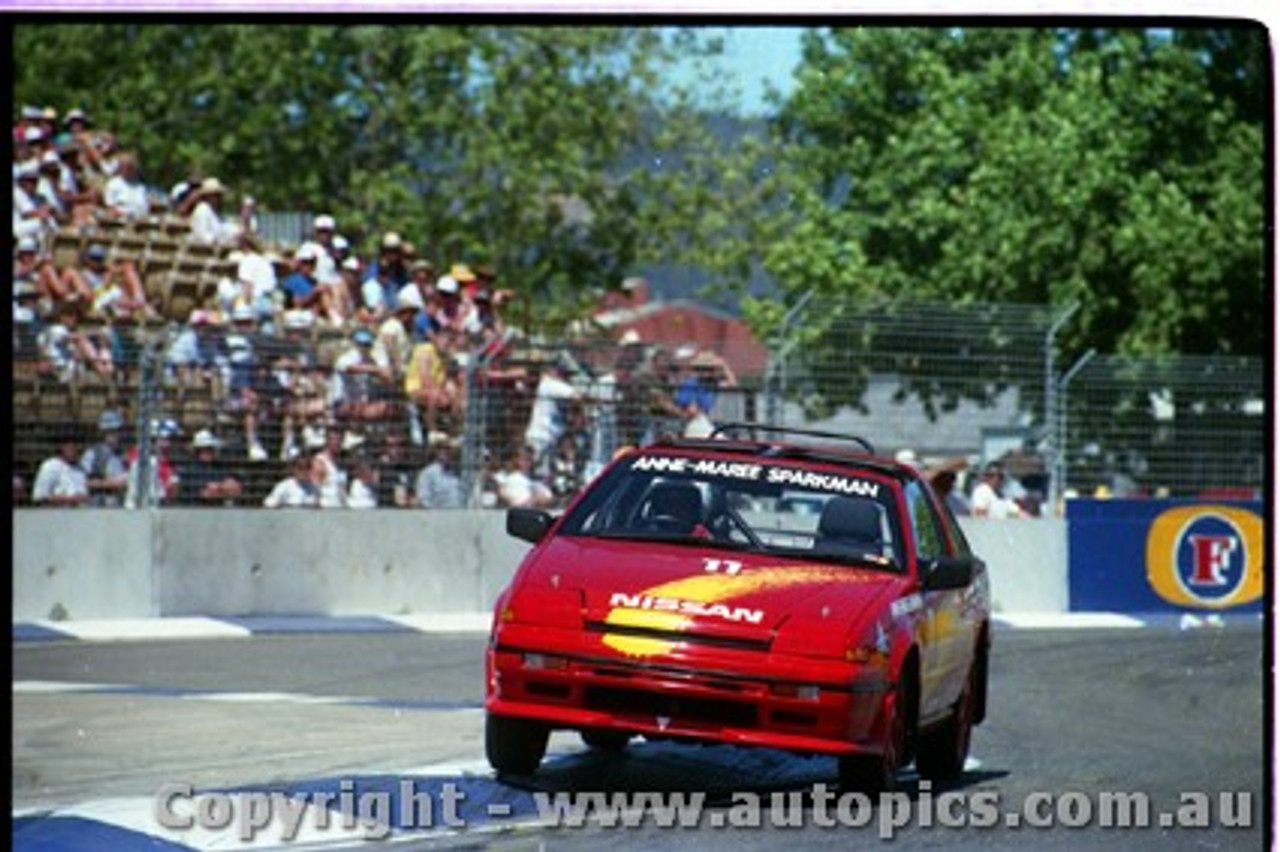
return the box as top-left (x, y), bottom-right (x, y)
top-left (1067, 499), bottom-right (1265, 613)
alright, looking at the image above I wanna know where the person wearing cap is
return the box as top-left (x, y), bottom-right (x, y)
top-left (281, 243), bottom-right (324, 313)
top-left (62, 242), bottom-right (149, 320)
top-left (364, 231), bottom-right (410, 293)
top-left (378, 283), bottom-right (424, 376)
top-left (332, 326), bottom-right (394, 425)
top-left (124, 418), bottom-right (181, 508)
top-left (13, 157), bottom-right (57, 241)
top-left (523, 355), bottom-right (582, 478)
top-left (319, 255), bottom-right (367, 327)
top-left (32, 429), bottom-right (90, 507)
top-left (177, 430), bottom-right (244, 506)
top-left (13, 234), bottom-right (56, 309)
top-left (674, 349), bottom-right (738, 439)
top-left (189, 177), bottom-right (238, 244)
top-left (223, 305), bottom-right (270, 462)
top-left (429, 274), bottom-right (476, 337)
top-left (971, 461), bottom-right (1024, 519)
top-left (36, 144), bottom-right (96, 227)
top-left (307, 214), bottom-right (341, 286)
top-left (102, 151), bottom-right (150, 221)
top-left (80, 409), bottom-right (130, 507)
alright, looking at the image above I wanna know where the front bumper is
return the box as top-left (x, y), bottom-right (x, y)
top-left (486, 622), bottom-right (893, 757)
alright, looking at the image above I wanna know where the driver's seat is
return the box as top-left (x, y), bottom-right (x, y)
top-left (814, 496), bottom-right (883, 558)
top-left (639, 482), bottom-right (704, 534)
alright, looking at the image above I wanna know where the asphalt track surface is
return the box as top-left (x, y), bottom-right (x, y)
top-left (12, 622), bottom-right (1267, 851)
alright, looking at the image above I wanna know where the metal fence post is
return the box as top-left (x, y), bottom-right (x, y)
top-left (1043, 302), bottom-right (1079, 509)
top-left (765, 290), bottom-right (815, 427)
top-left (1056, 348), bottom-right (1097, 503)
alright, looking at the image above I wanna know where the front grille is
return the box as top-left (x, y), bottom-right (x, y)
top-left (583, 685), bottom-right (758, 729)
top-left (585, 621), bottom-right (771, 652)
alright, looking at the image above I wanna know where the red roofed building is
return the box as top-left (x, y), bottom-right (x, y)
top-left (594, 278), bottom-right (770, 382)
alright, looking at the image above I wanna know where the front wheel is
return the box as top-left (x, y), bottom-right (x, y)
top-left (915, 664), bottom-right (975, 784)
top-left (485, 712), bottom-right (549, 776)
top-left (839, 672), bottom-right (910, 793)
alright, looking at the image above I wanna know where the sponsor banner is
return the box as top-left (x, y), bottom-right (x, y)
top-left (1066, 499), bottom-right (1264, 613)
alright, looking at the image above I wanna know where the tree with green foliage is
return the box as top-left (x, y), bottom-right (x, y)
top-left (658, 26), bottom-right (1266, 390)
top-left (13, 24), bottom-right (726, 335)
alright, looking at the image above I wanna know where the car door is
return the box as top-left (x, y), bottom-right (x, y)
top-left (906, 479), bottom-right (970, 721)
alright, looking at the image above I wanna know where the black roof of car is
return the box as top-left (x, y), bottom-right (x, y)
top-left (649, 422), bottom-right (914, 481)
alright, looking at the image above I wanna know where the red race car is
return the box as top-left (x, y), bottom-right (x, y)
top-left (485, 424), bottom-right (991, 791)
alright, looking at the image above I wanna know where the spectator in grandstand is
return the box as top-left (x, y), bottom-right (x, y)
top-left (282, 243), bottom-right (324, 313)
top-left (494, 446), bottom-right (555, 509)
top-left (405, 326), bottom-right (465, 445)
top-left (102, 152), bottom-right (151, 221)
top-left (263, 453), bottom-right (321, 508)
top-left (306, 214), bottom-right (341, 286)
top-left (332, 327), bottom-right (395, 425)
top-left (13, 158), bottom-right (57, 241)
top-left (346, 456), bottom-right (380, 509)
top-left (416, 438), bottom-right (465, 509)
top-left (379, 283), bottom-right (423, 379)
top-left (970, 462), bottom-right (1024, 519)
top-left (14, 234), bottom-right (57, 309)
top-left (125, 418), bottom-right (182, 508)
top-left (319, 255), bottom-right (366, 328)
top-left (269, 309), bottom-right (328, 461)
top-left (62, 243), bottom-right (150, 320)
top-left (428, 274), bottom-right (475, 337)
top-left (80, 409), bottom-right (130, 507)
top-left (312, 427), bottom-right (348, 508)
top-left (40, 300), bottom-right (113, 382)
top-left (375, 428), bottom-right (418, 507)
top-left (188, 177), bottom-right (239, 244)
top-left (228, 235), bottom-right (280, 323)
top-left (927, 460), bottom-right (971, 517)
top-left (524, 355), bottom-right (580, 477)
top-left (360, 253), bottom-right (400, 323)
top-left (674, 349), bottom-right (737, 438)
top-left (365, 231), bottom-right (410, 292)
top-left (223, 304), bottom-right (270, 461)
top-left (34, 150), bottom-right (85, 227)
top-left (13, 282), bottom-right (44, 360)
top-left (177, 429), bottom-right (244, 506)
top-left (165, 309), bottom-right (226, 385)
top-left (32, 429), bottom-right (90, 507)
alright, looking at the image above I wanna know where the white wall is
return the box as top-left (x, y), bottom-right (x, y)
top-left (12, 511), bottom-right (1066, 621)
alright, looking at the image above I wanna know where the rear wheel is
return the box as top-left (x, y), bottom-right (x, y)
top-left (916, 664), bottom-right (975, 784)
top-left (580, 728), bottom-right (631, 751)
top-left (485, 712), bottom-right (549, 776)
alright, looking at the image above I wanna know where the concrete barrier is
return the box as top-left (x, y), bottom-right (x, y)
top-left (13, 510), bottom-right (1067, 621)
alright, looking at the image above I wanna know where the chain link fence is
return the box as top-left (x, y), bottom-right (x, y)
top-left (762, 300), bottom-right (1265, 508)
top-left (12, 299), bottom-right (1263, 510)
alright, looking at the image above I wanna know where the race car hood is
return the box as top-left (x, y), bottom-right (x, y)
top-left (523, 537), bottom-right (902, 645)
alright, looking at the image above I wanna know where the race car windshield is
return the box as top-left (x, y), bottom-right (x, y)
top-left (558, 454), bottom-right (905, 571)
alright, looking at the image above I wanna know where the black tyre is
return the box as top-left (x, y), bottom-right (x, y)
top-left (915, 664), bottom-right (975, 784)
top-left (580, 728), bottom-right (631, 751)
top-left (485, 712), bottom-right (549, 776)
top-left (839, 671), bottom-right (910, 793)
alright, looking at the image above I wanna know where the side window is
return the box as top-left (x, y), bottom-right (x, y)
top-left (905, 481), bottom-right (946, 563)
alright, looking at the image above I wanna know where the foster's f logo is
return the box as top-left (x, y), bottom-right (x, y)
top-left (1146, 506), bottom-right (1262, 609)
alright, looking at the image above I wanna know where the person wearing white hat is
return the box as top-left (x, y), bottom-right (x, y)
top-left (189, 176), bottom-right (239, 244)
top-left (376, 282), bottom-right (425, 377)
top-left (177, 430), bottom-right (244, 506)
top-left (282, 244), bottom-right (323, 312)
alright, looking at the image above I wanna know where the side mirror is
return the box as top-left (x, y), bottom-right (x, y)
top-left (507, 508), bottom-right (555, 544)
top-left (922, 554), bottom-right (978, 591)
